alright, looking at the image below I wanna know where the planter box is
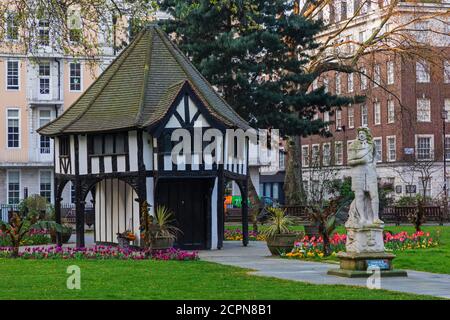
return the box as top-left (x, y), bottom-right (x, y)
top-left (266, 233), bottom-right (301, 256)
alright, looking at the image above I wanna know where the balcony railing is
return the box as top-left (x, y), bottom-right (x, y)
top-left (28, 85), bottom-right (63, 104)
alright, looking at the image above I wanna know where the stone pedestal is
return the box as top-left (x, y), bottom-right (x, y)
top-left (328, 226), bottom-right (407, 278)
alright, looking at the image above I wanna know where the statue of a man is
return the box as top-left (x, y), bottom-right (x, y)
top-left (347, 127), bottom-right (383, 227)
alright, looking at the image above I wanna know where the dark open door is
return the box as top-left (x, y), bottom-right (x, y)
top-left (155, 178), bottom-right (211, 249)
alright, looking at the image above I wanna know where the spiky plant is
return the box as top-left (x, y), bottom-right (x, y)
top-left (261, 207), bottom-right (294, 239)
top-left (153, 205), bottom-right (181, 240)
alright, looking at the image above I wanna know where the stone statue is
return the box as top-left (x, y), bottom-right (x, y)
top-left (328, 128), bottom-right (407, 277)
top-left (346, 127), bottom-right (383, 228)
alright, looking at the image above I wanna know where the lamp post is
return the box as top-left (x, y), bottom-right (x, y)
top-left (441, 110), bottom-right (448, 215)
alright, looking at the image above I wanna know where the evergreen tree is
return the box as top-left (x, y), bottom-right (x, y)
top-left (159, 0), bottom-right (364, 203)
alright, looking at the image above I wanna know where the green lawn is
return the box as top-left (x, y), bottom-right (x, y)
top-left (0, 259), bottom-right (436, 300)
top-left (226, 224), bottom-right (450, 274)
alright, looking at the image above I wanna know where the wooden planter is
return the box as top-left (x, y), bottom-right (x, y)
top-left (150, 236), bottom-right (174, 251)
top-left (304, 224), bottom-right (320, 238)
top-left (266, 233), bottom-right (300, 256)
top-left (50, 228), bottom-right (72, 244)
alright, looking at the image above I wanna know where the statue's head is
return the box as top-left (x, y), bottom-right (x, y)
top-left (356, 127), bottom-right (373, 145)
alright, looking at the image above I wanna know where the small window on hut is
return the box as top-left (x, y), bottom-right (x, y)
top-left (90, 133), bottom-right (127, 156)
top-left (59, 136), bottom-right (70, 156)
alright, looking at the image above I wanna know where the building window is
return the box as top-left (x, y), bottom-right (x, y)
top-left (7, 171), bottom-right (20, 205)
top-left (323, 78), bottom-right (329, 93)
top-left (340, 1), bottom-right (347, 20)
top-left (361, 104), bottom-right (368, 127)
top-left (416, 136), bottom-right (433, 160)
top-left (348, 105), bottom-right (354, 128)
top-left (445, 99), bottom-right (450, 123)
top-left (335, 142), bottom-right (343, 165)
top-left (39, 63), bottom-right (51, 95)
top-left (374, 138), bottom-right (382, 163)
top-left (335, 72), bottom-right (341, 95)
top-left (335, 110), bottom-right (342, 129)
top-left (7, 60), bottom-right (19, 90)
top-left (311, 144), bottom-right (320, 166)
top-left (360, 67), bottom-right (367, 90)
top-left (71, 183), bottom-right (76, 204)
top-left (39, 110), bottom-right (52, 154)
top-left (387, 99), bottom-right (395, 124)
top-left (6, 13), bottom-right (19, 40)
top-left (387, 61), bottom-right (394, 84)
top-left (323, 143), bottom-right (331, 166)
top-left (69, 62), bottom-right (82, 91)
top-left (40, 171), bottom-right (52, 203)
top-left (374, 101), bottom-right (381, 125)
top-left (324, 111), bottom-right (330, 131)
top-left (302, 145), bottom-right (309, 167)
top-left (38, 19), bottom-right (50, 46)
top-left (59, 136), bottom-right (70, 156)
top-left (416, 60), bottom-right (430, 83)
top-left (374, 64), bottom-right (381, 87)
top-left (418, 178), bottom-right (431, 198)
top-left (347, 73), bottom-right (354, 93)
top-left (7, 109), bottom-right (20, 148)
top-left (387, 136), bottom-right (396, 162)
top-left (279, 151), bottom-right (285, 170)
top-left (89, 133), bottom-right (126, 156)
top-left (445, 136), bottom-right (450, 161)
top-left (445, 61), bottom-right (450, 84)
top-left (417, 98), bottom-right (431, 122)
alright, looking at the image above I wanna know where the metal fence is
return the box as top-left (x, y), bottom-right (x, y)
top-left (0, 203), bottom-right (94, 222)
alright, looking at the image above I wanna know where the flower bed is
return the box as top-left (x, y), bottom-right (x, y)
top-left (224, 228), bottom-right (264, 241)
top-left (283, 231), bottom-right (439, 259)
top-left (0, 245), bottom-right (199, 261)
top-left (0, 229), bottom-right (51, 247)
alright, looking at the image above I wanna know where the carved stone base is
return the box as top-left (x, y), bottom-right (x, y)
top-left (327, 252), bottom-right (408, 278)
top-left (346, 225), bottom-right (384, 253)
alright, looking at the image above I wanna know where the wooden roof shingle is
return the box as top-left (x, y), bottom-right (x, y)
top-left (38, 25), bottom-right (249, 136)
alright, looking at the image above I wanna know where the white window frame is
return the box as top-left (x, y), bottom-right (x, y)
top-left (361, 104), bottom-right (368, 127)
top-left (374, 64), bottom-right (381, 87)
top-left (38, 62), bottom-right (51, 96)
top-left (444, 61), bottom-right (450, 84)
top-left (311, 144), bottom-right (320, 166)
top-left (348, 105), bottom-right (354, 128)
top-left (6, 170), bottom-right (21, 205)
top-left (360, 67), bottom-right (367, 90)
top-left (416, 60), bottom-right (430, 83)
top-left (6, 108), bottom-right (20, 149)
top-left (322, 143), bottom-right (331, 166)
top-left (335, 72), bottom-right (341, 95)
top-left (387, 99), bottom-right (395, 124)
top-left (39, 170), bottom-right (53, 203)
top-left (302, 145), bottom-right (310, 168)
top-left (5, 12), bottom-right (19, 41)
top-left (335, 141), bottom-right (343, 165)
top-left (5, 59), bottom-right (20, 91)
top-left (387, 60), bottom-right (394, 85)
top-left (415, 134), bottom-right (434, 161)
top-left (335, 110), bottom-right (342, 129)
top-left (39, 109), bottom-right (52, 154)
top-left (374, 101), bottom-right (381, 125)
top-left (347, 73), bottom-right (354, 93)
top-left (417, 97), bottom-right (431, 122)
top-left (374, 137), bottom-right (382, 163)
top-left (444, 98), bottom-right (450, 123)
top-left (445, 134), bottom-right (450, 161)
top-left (386, 135), bottom-right (396, 162)
top-left (69, 61), bottom-right (83, 92)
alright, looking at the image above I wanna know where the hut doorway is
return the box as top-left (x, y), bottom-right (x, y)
top-left (155, 178), bottom-right (213, 250)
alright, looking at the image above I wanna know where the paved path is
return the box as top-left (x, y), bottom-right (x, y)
top-left (199, 241), bottom-right (450, 299)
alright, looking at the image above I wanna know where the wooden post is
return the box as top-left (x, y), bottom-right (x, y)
top-left (241, 179), bottom-right (249, 247)
top-left (54, 195), bottom-right (62, 246)
top-left (75, 180), bottom-right (85, 248)
top-left (217, 167), bottom-right (224, 249)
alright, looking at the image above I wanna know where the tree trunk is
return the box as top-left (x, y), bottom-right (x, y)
top-left (284, 136), bottom-right (306, 205)
top-left (247, 176), bottom-right (260, 233)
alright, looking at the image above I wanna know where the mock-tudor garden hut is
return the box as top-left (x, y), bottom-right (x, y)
top-left (38, 25), bottom-right (251, 250)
